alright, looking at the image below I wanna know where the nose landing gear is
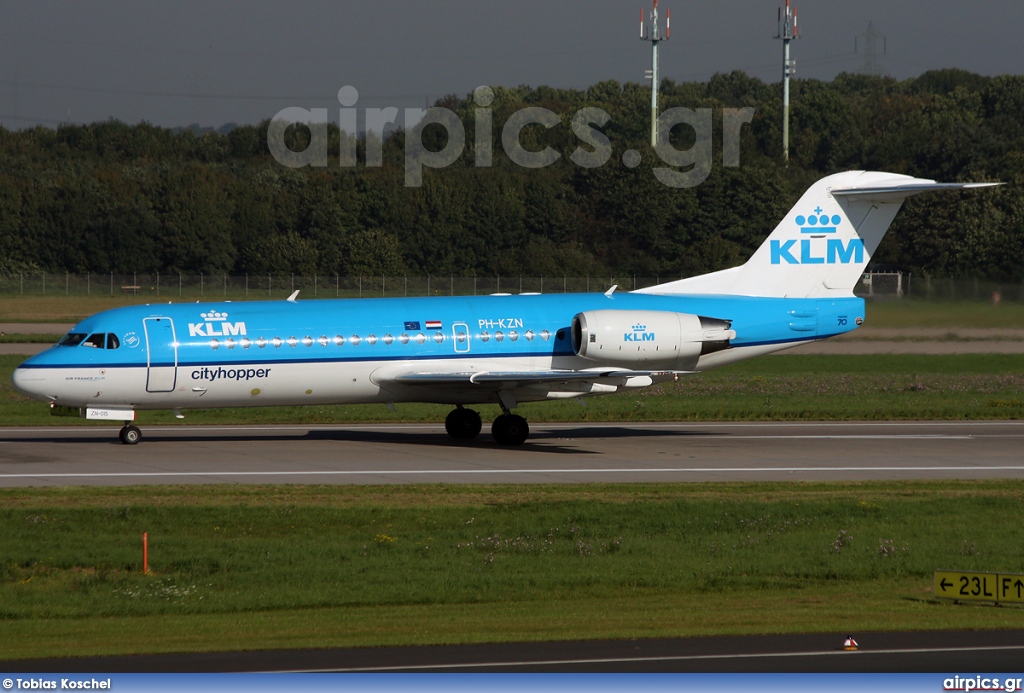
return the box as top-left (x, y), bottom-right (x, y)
top-left (119, 423), bottom-right (142, 445)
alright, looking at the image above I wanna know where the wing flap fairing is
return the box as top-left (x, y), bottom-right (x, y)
top-left (391, 369), bottom-right (687, 386)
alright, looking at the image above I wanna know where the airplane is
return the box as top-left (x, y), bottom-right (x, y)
top-left (12, 170), bottom-right (999, 445)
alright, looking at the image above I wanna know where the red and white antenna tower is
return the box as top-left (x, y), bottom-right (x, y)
top-left (774, 0), bottom-right (798, 162)
top-left (640, 0), bottom-right (670, 148)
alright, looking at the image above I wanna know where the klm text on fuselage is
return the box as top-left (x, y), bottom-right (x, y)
top-left (188, 321), bottom-right (248, 337)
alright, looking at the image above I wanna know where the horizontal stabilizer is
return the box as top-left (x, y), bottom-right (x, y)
top-left (831, 180), bottom-right (1002, 203)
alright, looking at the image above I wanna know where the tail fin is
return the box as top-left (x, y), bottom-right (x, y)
top-left (639, 171), bottom-right (999, 298)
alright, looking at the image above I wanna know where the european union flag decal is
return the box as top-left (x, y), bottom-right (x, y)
top-left (404, 321), bottom-right (421, 330)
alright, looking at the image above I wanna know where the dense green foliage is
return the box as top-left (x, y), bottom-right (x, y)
top-left (2, 69), bottom-right (1022, 279)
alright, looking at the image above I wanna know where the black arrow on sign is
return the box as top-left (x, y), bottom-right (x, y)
top-left (940, 578), bottom-right (952, 591)
top-left (1015, 579), bottom-right (1023, 599)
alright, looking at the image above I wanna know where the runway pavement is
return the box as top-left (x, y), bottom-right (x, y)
top-left (7, 630), bottom-right (1024, 672)
top-left (2, 421), bottom-right (1023, 487)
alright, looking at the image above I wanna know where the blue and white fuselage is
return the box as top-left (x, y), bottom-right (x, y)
top-left (12, 291), bottom-right (861, 410)
top-left (11, 171), bottom-right (1000, 444)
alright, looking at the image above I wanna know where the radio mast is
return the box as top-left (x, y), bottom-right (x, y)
top-left (640, 0), bottom-right (670, 148)
top-left (774, 0), bottom-right (798, 162)
top-left (855, 21), bottom-right (887, 76)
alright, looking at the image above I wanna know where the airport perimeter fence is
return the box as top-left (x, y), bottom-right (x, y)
top-left (0, 273), bottom-right (663, 299)
top-left (1, 272), bottom-right (1022, 303)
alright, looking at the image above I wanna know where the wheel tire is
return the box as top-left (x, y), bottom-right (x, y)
top-left (491, 414), bottom-right (509, 444)
top-left (445, 408), bottom-right (482, 439)
top-left (492, 414), bottom-right (529, 446)
top-left (504, 414), bottom-right (529, 445)
top-left (120, 425), bottom-right (141, 445)
top-left (462, 408), bottom-right (482, 439)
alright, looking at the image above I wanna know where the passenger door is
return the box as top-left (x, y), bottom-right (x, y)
top-left (143, 317), bottom-right (178, 393)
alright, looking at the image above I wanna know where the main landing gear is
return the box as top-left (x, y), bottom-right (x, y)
top-left (491, 413), bottom-right (529, 446)
top-left (119, 423), bottom-right (141, 445)
top-left (445, 406), bottom-right (482, 440)
top-left (444, 406), bottom-right (529, 446)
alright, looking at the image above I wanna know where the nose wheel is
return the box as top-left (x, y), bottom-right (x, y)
top-left (119, 424), bottom-right (142, 445)
top-left (445, 407), bottom-right (482, 439)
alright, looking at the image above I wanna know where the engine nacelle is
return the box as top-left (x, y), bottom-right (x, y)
top-left (571, 310), bottom-right (735, 367)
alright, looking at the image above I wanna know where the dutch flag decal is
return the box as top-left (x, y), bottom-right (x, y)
top-left (425, 320), bottom-right (443, 330)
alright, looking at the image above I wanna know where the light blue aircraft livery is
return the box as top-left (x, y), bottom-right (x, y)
top-left (13, 171), bottom-right (998, 445)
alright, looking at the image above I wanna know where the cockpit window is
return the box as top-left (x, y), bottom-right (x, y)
top-left (82, 333), bottom-right (105, 348)
top-left (58, 333), bottom-right (87, 347)
top-left (106, 333), bottom-right (120, 350)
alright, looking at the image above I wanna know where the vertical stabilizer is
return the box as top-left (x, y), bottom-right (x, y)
top-left (639, 171), bottom-right (999, 298)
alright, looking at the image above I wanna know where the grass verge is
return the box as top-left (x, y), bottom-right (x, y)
top-left (0, 334), bottom-right (61, 344)
top-left (2, 482), bottom-right (1023, 660)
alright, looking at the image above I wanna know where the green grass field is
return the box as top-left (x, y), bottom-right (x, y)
top-left (2, 482), bottom-right (1023, 660)
top-left (0, 334), bottom-right (62, 344)
top-left (855, 299), bottom-right (1024, 329)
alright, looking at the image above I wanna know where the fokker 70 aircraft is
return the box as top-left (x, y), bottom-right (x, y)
top-left (13, 171), bottom-right (997, 445)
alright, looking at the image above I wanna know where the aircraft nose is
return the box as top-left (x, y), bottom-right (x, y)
top-left (12, 366), bottom-right (54, 402)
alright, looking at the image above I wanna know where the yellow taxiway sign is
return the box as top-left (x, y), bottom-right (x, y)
top-left (935, 571), bottom-right (1024, 603)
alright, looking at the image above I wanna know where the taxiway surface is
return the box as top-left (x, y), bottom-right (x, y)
top-left (7, 630), bottom-right (1024, 672)
top-left (2, 421), bottom-right (1023, 487)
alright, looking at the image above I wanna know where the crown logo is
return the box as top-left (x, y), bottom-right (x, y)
top-left (632, 324), bottom-right (647, 331)
top-left (200, 311), bottom-right (229, 321)
top-left (796, 207), bottom-right (841, 234)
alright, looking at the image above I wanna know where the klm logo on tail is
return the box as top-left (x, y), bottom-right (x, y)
top-left (770, 207), bottom-right (864, 265)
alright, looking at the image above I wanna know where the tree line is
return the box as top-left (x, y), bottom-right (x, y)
top-left (1, 68), bottom-right (1022, 281)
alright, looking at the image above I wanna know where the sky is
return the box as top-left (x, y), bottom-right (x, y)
top-left (1, 0), bottom-right (1022, 130)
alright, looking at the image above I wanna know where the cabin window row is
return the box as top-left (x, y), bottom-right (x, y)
top-left (207, 329), bottom-right (557, 350)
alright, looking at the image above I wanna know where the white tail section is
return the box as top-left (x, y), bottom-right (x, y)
top-left (639, 171), bottom-right (999, 298)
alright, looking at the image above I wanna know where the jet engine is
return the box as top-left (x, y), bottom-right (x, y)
top-left (571, 310), bottom-right (735, 367)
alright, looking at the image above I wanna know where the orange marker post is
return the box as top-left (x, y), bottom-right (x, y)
top-left (143, 532), bottom-right (149, 574)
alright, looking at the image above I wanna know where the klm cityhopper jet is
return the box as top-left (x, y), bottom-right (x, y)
top-left (13, 171), bottom-right (998, 445)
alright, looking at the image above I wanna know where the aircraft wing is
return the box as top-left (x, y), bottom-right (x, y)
top-left (390, 368), bottom-right (685, 387)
